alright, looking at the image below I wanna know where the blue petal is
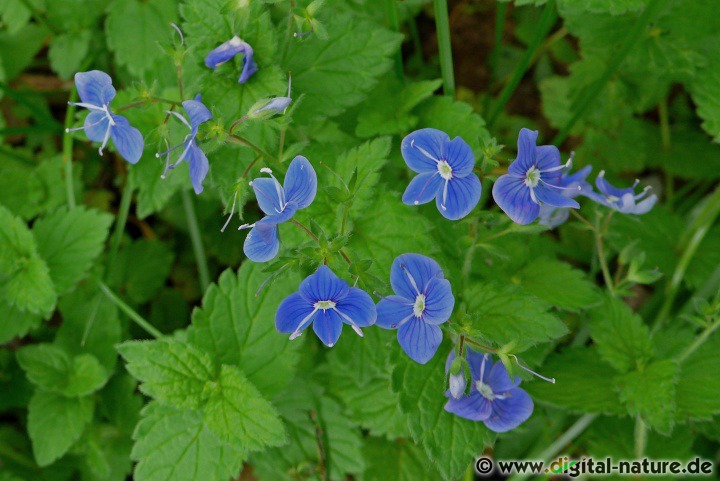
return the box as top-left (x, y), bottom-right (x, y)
top-left (397, 318), bottom-right (442, 364)
top-left (238, 48), bottom-right (258, 84)
top-left (390, 253), bottom-right (444, 300)
top-left (260, 204), bottom-right (298, 225)
top-left (185, 142), bottom-right (209, 194)
top-left (534, 184), bottom-right (580, 209)
top-left (256, 97), bottom-right (292, 114)
top-left (243, 222), bottom-right (279, 262)
top-left (436, 173), bottom-right (481, 220)
top-left (276, 292), bottom-right (315, 334)
top-left (401, 128), bottom-right (448, 173)
top-left (335, 287), bottom-right (377, 328)
top-left (632, 194), bottom-right (657, 214)
top-left (313, 309), bottom-right (343, 347)
top-left (465, 348), bottom-right (493, 382)
top-left (487, 360), bottom-right (521, 392)
top-left (251, 177), bottom-right (285, 216)
top-left (402, 172), bottom-right (443, 206)
top-left (444, 136), bottom-right (475, 178)
top-left (595, 173), bottom-right (632, 198)
top-left (538, 205), bottom-right (570, 228)
top-left (299, 265), bottom-right (349, 303)
top-left (564, 165), bottom-right (592, 187)
top-left (84, 111), bottom-right (110, 143)
top-left (75, 70), bottom-right (115, 107)
top-left (421, 277), bottom-right (454, 325)
top-left (444, 391), bottom-right (493, 421)
top-left (204, 36), bottom-right (247, 69)
top-left (492, 174), bottom-right (539, 225)
top-left (484, 388), bottom-right (534, 433)
top-left (508, 128), bottom-right (538, 177)
top-left (110, 115), bottom-right (144, 164)
top-left (284, 156), bottom-right (317, 209)
top-left (535, 145), bottom-right (562, 173)
top-left (375, 295), bottom-right (413, 329)
top-left (182, 97), bottom-right (212, 132)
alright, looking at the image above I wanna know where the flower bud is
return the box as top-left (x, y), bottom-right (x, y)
top-left (448, 357), bottom-right (467, 399)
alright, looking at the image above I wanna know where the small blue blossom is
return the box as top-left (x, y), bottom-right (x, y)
top-left (375, 254), bottom-right (455, 364)
top-left (538, 164), bottom-right (592, 228)
top-left (493, 128), bottom-right (580, 225)
top-left (241, 156), bottom-right (317, 263)
top-left (156, 94), bottom-right (213, 194)
top-left (204, 36), bottom-right (258, 84)
top-left (401, 128), bottom-right (482, 220)
top-left (67, 71), bottom-right (143, 164)
top-left (584, 171), bottom-right (657, 215)
top-left (276, 265), bottom-right (377, 347)
top-left (444, 350), bottom-right (534, 433)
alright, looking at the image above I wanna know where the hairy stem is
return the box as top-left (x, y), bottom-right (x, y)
top-left (182, 189), bottom-right (211, 291)
top-left (107, 175), bottom-right (134, 273)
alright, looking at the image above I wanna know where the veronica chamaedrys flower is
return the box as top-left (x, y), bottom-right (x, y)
top-left (492, 128), bottom-right (579, 225)
top-left (204, 36), bottom-right (258, 84)
top-left (241, 156), bottom-right (317, 262)
top-left (276, 265), bottom-right (376, 347)
top-left (584, 171), bottom-right (657, 215)
top-left (538, 164), bottom-right (592, 228)
top-left (375, 254), bottom-right (454, 364)
top-left (401, 128), bottom-right (482, 220)
top-left (67, 71), bottom-right (143, 164)
top-left (444, 350), bottom-right (533, 433)
top-left (156, 94), bottom-right (212, 194)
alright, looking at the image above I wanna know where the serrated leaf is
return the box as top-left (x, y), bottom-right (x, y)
top-left (362, 436), bottom-right (441, 481)
top-left (516, 257), bottom-right (600, 311)
top-left (48, 31), bottom-right (91, 80)
top-left (107, 239), bottom-right (174, 304)
top-left (616, 360), bottom-right (679, 435)
top-left (33, 206), bottom-right (113, 295)
top-left (676, 335), bottom-right (720, 420)
top-left (0, 299), bottom-right (41, 343)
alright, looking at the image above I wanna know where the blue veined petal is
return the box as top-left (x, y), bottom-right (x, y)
top-left (313, 309), bottom-right (343, 347)
top-left (335, 287), bottom-right (377, 328)
top-left (401, 128), bottom-right (448, 173)
top-left (84, 111), bottom-right (111, 143)
top-left (444, 136), bottom-right (475, 178)
top-left (436, 173), bottom-right (481, 220)
top-left (595, 172), bottom-right (633, 198)
top-left (251, 177), bottom-right (285, 216)
top-left (283, 156), bottom-right (317, 209)
top-left (421, 277), bottom-right (454, 325)
top-left (299, 265), bottom-right (350, 303)
top-left (534, 184), bottom-right (580, 209)
top-left (465, 349), bottom-right (493, 383)
top-left (632, 194), bottom-right (657, 215)
top-left (238, 47), bottom-right (258, 84)
top-left (110, 115), bottom-right (144, 164)
top-left (444, 391), bottom-right (493, 421)
top-left (535, 145), bottom-right (562, 173)
top-left (182, 96), bottom-right (212, 133)
top-left (565, 165), bottom-right (593, 187)
top-left (243, 222), bottom-right (279, 262)
top-left (508, 128), bottom-right (538, 176)
top-left (484, 387), bottom-right (534, 433)
top-left (276, 292), bottom-right (316, 334)
top-left (185, 142), bottom-right (209, 194)
top-left (75, 70), bottom-right (115, 107)
top-left (204, 36), bottom-right (247, 69)
top-left (402, 172), bottom-right (443, 206)
top-left (397, 318), bottom-right (443, 364)
top-left (259, 204), bottom-right (298, 225)
top-left (492, 174), bottom-right (539, 225)
top-left (375, 295), bottom-right (413, 329)
top-left (390, 253), bottom-right (444, 300)
top-left (487, 359), bottom-right (521, 392)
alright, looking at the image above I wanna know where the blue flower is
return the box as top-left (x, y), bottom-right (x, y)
top-left (584, 171), bottom-right (657, 215)
top-left (156, 94), bottom-right (213, 194)
top-left (538, 164), bottom-right (592, 228)
top-left (276, 265), bottom-right (377, 347)
top-left (401, 128), bottom-right (482, 220)
top-left (375, 253), bottom-right (455, 364)
top-left (204, 36), bottom-right (258, 84)
top-left (253, 97), bottom-right (292, 116)
top-left (67, 71), bottom-right (143, 164)
top-left (492, 129), bottom-right (579, 225)
top-left (241, 156), bottom-right (317, 262)
top-left (444, 350), bottom-right (534, 433)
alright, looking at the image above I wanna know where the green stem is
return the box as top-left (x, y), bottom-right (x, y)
top-left (107, 176), bottom-right (134, 273)
top-left (227, 134), bottom-right (276, 163)
top-left (384, 0), bottom-right (404, 80)
top-left (594, 213), bottom-right (615, 294)
top-left (182, 189), bottom-right (211, 291)
top-left (658, 97), bottom-right (673, 204)
top-left (634, 417), bottom-right (647, 459)
top-left (677, 317), bottom-right (720, 363)
top-left (116, 97), bottom-right (182, 112)
top-left (433, 0), bottom-right (455, 97)
top-left (552, 0), bottom-right (668, 145)
top-left (489, 2), bottom-right (507, 80)
top-left (63, 89), bottom-right (79, 209)
top-left (96, 279), bottom-right (163, 339)
top-left (487, 0), bottom-right (557, 128)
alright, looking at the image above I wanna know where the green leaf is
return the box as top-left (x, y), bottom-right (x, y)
top-left (203, 365), bottom-right (286, 451)
top-left (187, 262), bottom-right (303, 398)
top-left (132, 402), bottom-right (245, 481)
top-left (515, 257), bottom-right (600, 312)
top-left (362, 436), bottom-right (441, 481)
top-left (0, 24), bottom-right (47, 82)
top-left (414, 96), bottom-right (491, 152)
top-left (589, 295), bottom-right (654, 373)
top-left (690, 45), bottom-right (720, 141)
top-left (48, 31), bottom-right (91, 80)
top-left (676, 335), bottom-right (720, 420)
top-left (33, 206), bottom-right (113, 295)
top-left (0, 299), bottom-right (41, 343)
top-left (27, 390), bottom-right (94, 466)
top-left (118, 339), bottom-right (215, 410)
top-left (107, 239), bottom-right (174, 304)
top-left (616, 360), bottom-right (679, 435)
top-left (461, 283), bottom-right (568, 352)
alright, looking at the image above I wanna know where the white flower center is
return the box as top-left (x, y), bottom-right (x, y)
top-left (475, 380), bottom-right (495, 401)
top-left (413, 294), bottom-right (426, 318)
top-left (314, 300), bottom-right (336, 310)
top-left (438, 160), bottom-right (453, 180)
top-left (524, 166), bottom-right (540, 188)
